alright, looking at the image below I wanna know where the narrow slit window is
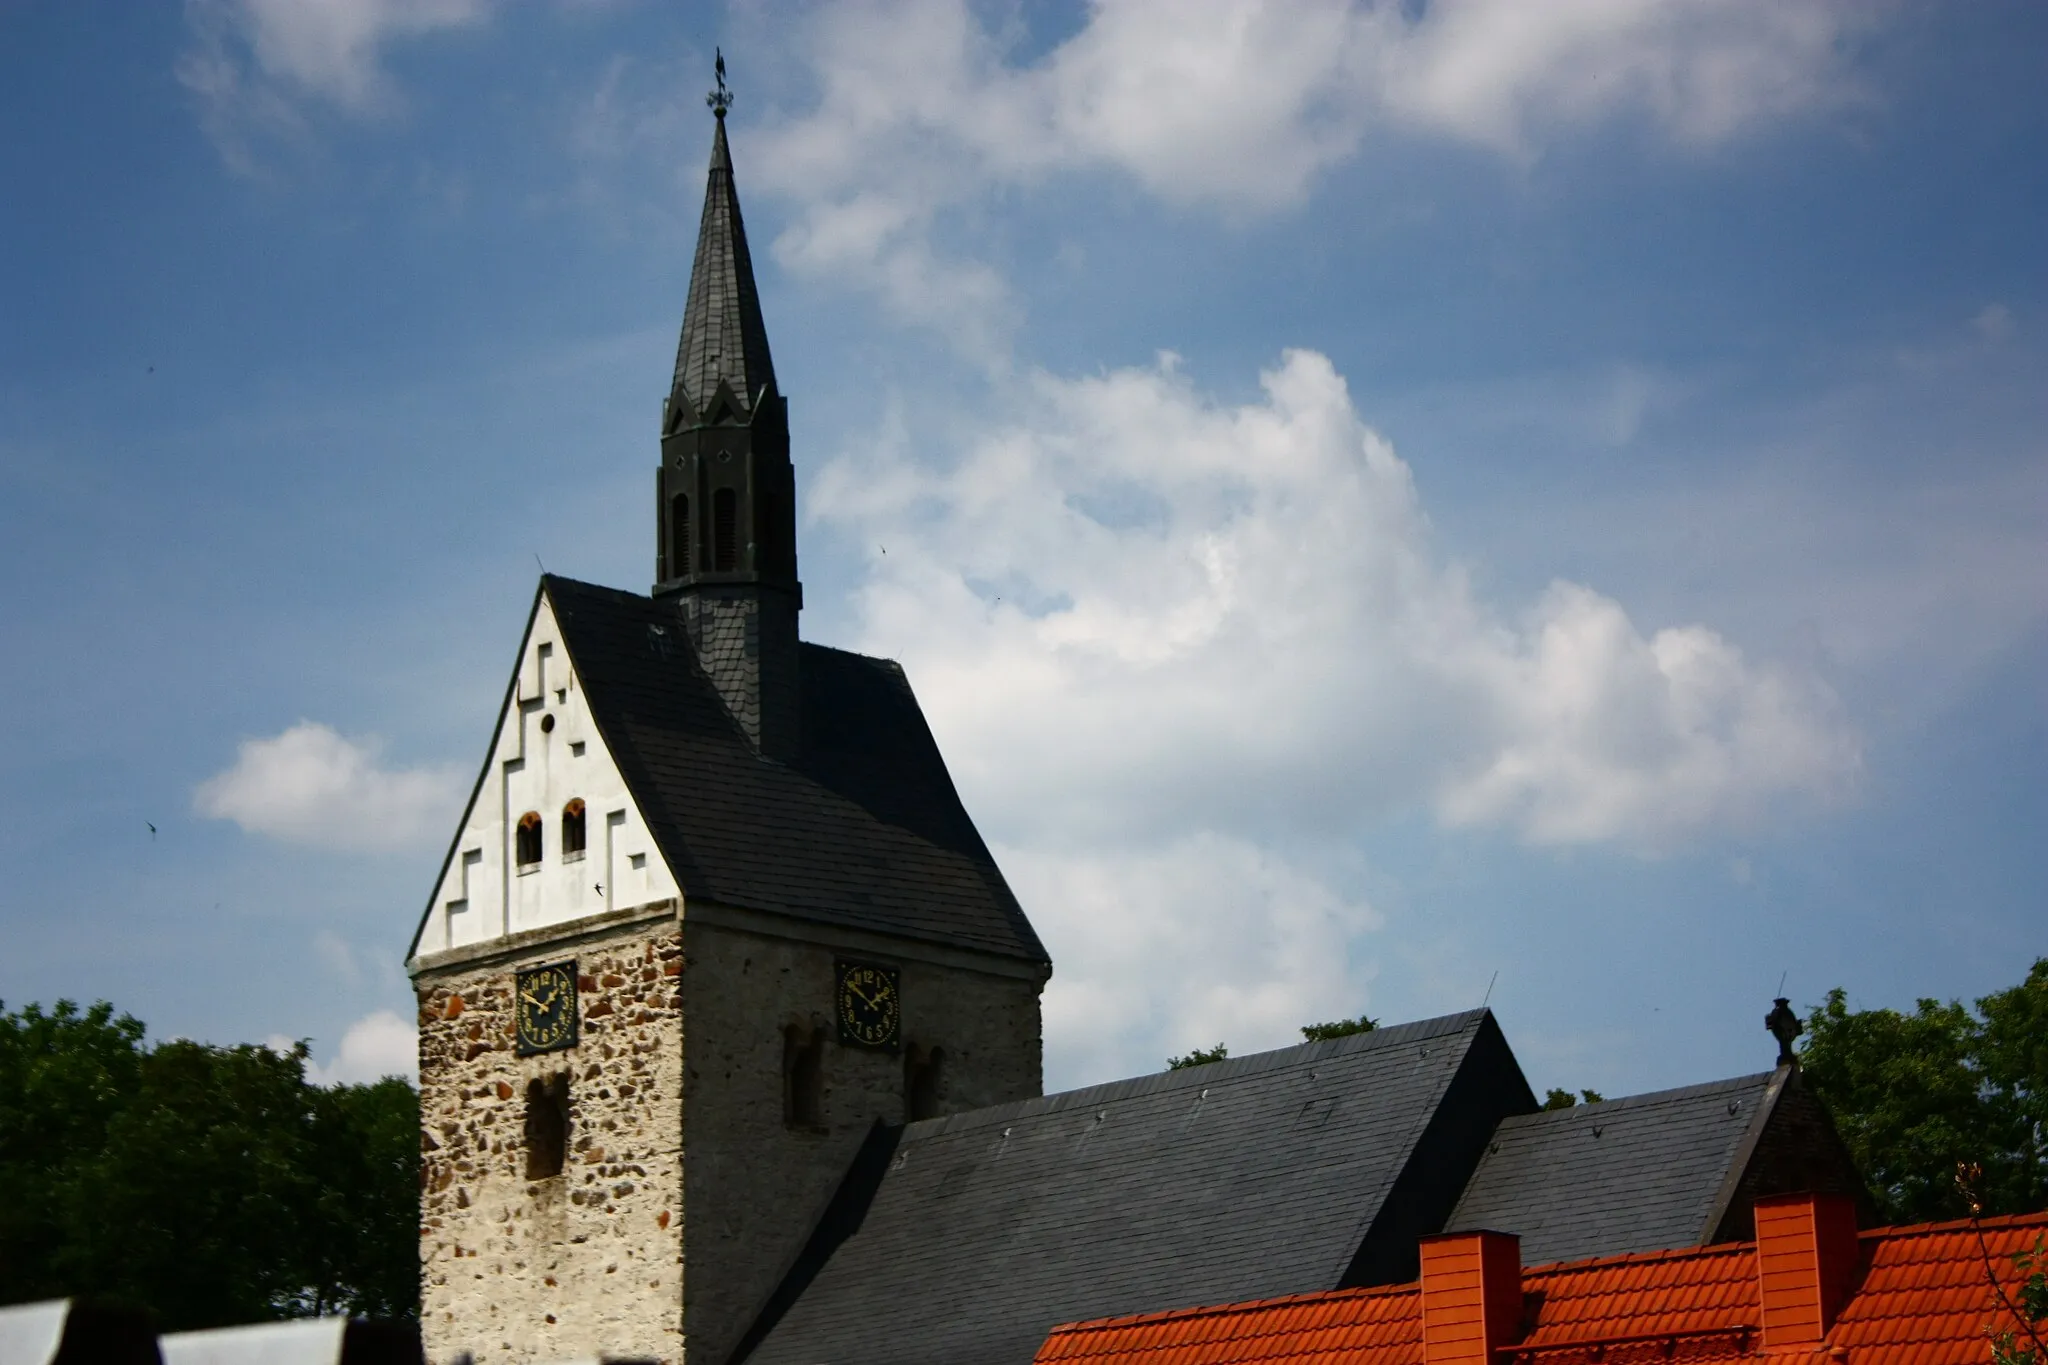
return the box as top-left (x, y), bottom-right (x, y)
top-left (713, 488), bottom-right (738, 571)
top-left (784, 1024), bottom-right (824, 1129)
top-left (561, 799), bottom-right (586, 857)
top-left (524, 1073), bottom-right (570, 1179)
top-left (906, 1045), bottom-right (944, 1122)
top-left (670, 494), bottom-right (690, 577)
top-left (515, 811), bottom-right (543, 867)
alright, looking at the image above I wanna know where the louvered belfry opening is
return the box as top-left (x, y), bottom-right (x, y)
top-left (670, 494), bottom-right (690, 576)
top-left (713, 487), bottom-right (738, 571)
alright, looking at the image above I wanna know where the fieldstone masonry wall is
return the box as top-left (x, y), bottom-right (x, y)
top-left (676, 917), bottom-right (1045, 1363)
top-left (417, 919), bottom-right (685, 1365)
top-left (414, 902), bottom-right (1047, 1365)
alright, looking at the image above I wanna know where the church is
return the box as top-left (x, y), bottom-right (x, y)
top-left (404, 74), bottom-right (1864, 1365)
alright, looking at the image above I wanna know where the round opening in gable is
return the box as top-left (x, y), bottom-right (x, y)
top-left (540, 713), bottom-right (556, 733)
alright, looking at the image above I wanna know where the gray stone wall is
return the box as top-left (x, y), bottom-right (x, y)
top-left (415, 904), bottom-right (1045, 1365)
top-left (676, 916), bottom-right (1045, 1365)
top-left (416, 920), bottom-right (685, 1365)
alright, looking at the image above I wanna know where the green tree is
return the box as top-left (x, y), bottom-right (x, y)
top-left (0, 999), bottom-right (420, 1329)
top-left (1542, 1087), bottom-right (1605, 1111)
top-left (1799, 961), bottom-right (2048, 1224)
top-left (1167, 1043), bottom-right (1229, 1070)
top-left (0, 1000), bottom-right (147, 1302)
top-left (1301, 1015), bottom-right (1378, 1042)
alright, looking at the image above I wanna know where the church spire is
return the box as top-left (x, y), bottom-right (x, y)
top-left (670, 52), bottom-right (776, 418)
top-left (655, 54), bottom-right (801, 759)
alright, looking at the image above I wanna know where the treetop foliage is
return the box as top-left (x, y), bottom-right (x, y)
top-left (1166, 1043), bottom-right (1229, 1070)
top-left (1542, 1087), bottom-right (1606, 1111)
top-left (0, 998), bottom-right (419, 1331)
top-left (1798, 958), bottom-right (2048, 1224)
top-left (1301, 1015), bottom-right (1378, 1042)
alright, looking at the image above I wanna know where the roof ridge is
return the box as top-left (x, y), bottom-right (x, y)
top-left (1047, 1281), bottom-right (1419, 1336)
top-left (1501, 1071), bottom-right (1777, 1125)
top-left (1857, 1208), bottom-right (2048, 1241)
top-left (1522, 1238), bottom-right (1758, 1277)
top-left (904, 1009), bottom-right (1492, 1136)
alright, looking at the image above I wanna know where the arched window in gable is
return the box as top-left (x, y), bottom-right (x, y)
top-left (516, 811), bottom-right (543, 867)
top-left (561, 799), bottom-right (586, 858)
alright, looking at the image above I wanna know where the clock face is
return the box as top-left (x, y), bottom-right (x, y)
top-left (515, 960), bottom-right (579, 1056)
top-left (835, 960), bottom-right (901, 1050)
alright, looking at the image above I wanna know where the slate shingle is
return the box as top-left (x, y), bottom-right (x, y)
top-left (1444, 1072), bottom-right (1780, 1267)
top-left (673, 116), bottom-right (776, 414)
top-left (545, 574), bottom-right (1046, 964)
top-left (740, 1010), bottom-right (1532, 1365)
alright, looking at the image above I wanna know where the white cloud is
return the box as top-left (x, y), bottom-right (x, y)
top-left (754, 0), bottom-right (1878, 346)
top-left (1017, 834), bottom-right (1381, 1086)
top-left (194, 720), bottom-right (462, 851)
top-left (314, 929), bottom-right (364, 984)
top-left (815, 347), bottom-right (1859, 852)
top-left (816, 347), bottom-right (1860, 1082)
top-left (303, 1010), bottom-right (418, 1086)
top-left (1973, 303), bottom-right (2016, 344)
top-left (178, 0), bottom-right (492, 171)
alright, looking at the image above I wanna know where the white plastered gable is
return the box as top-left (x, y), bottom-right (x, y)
top-left (410, 588), bottom-right (679, 960)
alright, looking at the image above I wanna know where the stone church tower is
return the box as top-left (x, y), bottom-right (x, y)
top-left (406, 78), bottom-right (1050, 1365)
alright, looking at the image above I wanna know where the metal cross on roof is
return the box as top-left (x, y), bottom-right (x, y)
top-left (707, 48), bottom-right (732, 117)
top-left (1764, 996), bottom-right (1803, 1067)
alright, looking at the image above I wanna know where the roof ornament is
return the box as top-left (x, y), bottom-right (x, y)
top-left (707, 48), bottom-right (732, 118)
top-left (1765, 997), bottom-right (1802, 1067)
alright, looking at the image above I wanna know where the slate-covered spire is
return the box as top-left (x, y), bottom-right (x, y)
top-left (655, 54), bottom-right (801, 760)
top-left (671, 81), bottom-right (776, 417)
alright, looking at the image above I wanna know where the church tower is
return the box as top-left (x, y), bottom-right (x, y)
top-left (655, 74), bottom-right (800, 758)
top-left (407, 62), bottom-right (1049, 1365)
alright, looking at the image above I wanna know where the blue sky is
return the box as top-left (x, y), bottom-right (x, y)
top-left (2, 0), bottom-right (2042, 1094)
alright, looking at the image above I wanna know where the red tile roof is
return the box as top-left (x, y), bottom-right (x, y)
top-left (1035, 1284), bottom-right (1421, 1365)
top-left (1831, 1213), bottom-right (2048, 1365)
top-left (1032, 1210), bottom-right (2048, 1365)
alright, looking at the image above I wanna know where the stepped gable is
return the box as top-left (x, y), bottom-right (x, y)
top-left (544, 574), bottom-right (1044, 962)
top-left (1446, 1065), bottom-right (1869, 1267)
top-left (737, 1010), bottom-right (1535, 1365)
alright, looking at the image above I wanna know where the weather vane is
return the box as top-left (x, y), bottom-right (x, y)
top-left (707, 48), bottom-right (732, 117)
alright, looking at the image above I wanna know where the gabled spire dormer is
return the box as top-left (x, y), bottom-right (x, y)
top-left (656, 56), bottom-right (801, 758)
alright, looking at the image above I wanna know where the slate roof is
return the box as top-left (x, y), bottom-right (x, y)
top-left (543, 574), bottom-right (1045, 963)
top-left (737, 1010), bottom-right (1534, 1365)
top-left (1444, 1071), bottom-right (1781, 1267)
top-left (673, 115), bottom-right (776, 415)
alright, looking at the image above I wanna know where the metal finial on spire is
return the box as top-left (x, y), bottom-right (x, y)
top-left (707, 48), bottom-right (732, 117)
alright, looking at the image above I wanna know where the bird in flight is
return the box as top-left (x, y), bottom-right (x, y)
top-left (147, 822), bottom-right (157, 839)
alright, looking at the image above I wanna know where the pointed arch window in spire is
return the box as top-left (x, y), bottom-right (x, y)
top-left (713, 488), bottom-right (738, 571)
top-left (670, 494), bottom-right (691, 577)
